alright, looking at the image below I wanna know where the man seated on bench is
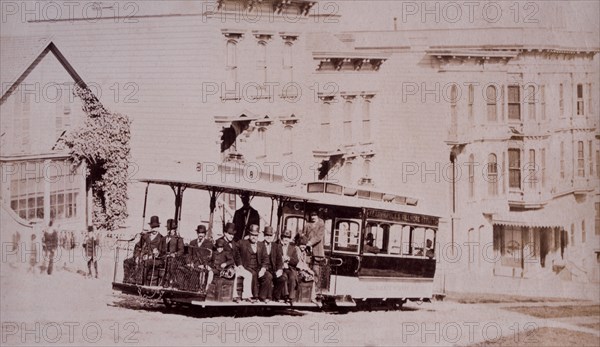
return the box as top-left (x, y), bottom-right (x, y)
top-left (123, 216), bottom-right (163, 284)
top-left (159, 219), bottom-right (184, 288)
top-left (141, 216), bottom-right (165, 285)
top-left (206, 238), bottom-right (236, 291)
top-left (187, 225), bottom-right (214, 287)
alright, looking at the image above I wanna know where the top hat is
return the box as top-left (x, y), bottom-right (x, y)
top-left (263, 226), bottom-right (274, 236)
top-left (196, 225), bottom-right (207, 233)
top-left (248, 224), bottom-right (259, 236)
top-left (149, 216), bottom-right (160, 228)
top-left (224, 222), bottom-right (236, 234)
top-left (215, 238), bottom-right (227, 248)
top-left (167, 219), bottom-right (178, 231)
top-left (280, 229), bottom-right (292, 239)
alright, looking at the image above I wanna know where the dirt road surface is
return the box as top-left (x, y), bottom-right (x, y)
top-left (1, 247), bottom-right (598, 346)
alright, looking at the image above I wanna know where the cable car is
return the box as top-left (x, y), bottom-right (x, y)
top-left (111, 172), bottom-right (439, 312)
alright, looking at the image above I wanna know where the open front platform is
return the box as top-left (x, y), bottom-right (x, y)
top-left (112, 282), bottom-right (207, 301)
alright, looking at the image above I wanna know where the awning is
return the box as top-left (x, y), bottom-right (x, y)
top-left (491, 210), bottom-right (565, 229)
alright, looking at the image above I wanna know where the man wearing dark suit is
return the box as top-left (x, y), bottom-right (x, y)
top-left (279, 229), bottom-right (299, 302)
top-left (219, 222), bottom-right (253, 302)
top-left (232, 193), bottom-right (260, 241)
top-left (234, 225), bottom-right (271, 302)
top-left (262, 226), bottom-right (287, 301)
top-left (160, 219), bottom-right (185, 287)
top-left (139, 216), bottom-right (164, 285)
top-left (188, 225), bottom-right (213, 267)
top-left (215, 222), bottom-right (237, 255)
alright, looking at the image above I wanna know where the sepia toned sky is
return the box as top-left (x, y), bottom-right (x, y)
top-left (1, 1), bottom-right (598, 38)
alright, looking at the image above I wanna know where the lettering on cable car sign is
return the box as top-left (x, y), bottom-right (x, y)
top-left (366, 209), bottom-right (438, 226)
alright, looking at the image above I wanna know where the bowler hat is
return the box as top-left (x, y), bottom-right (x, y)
top-left (281, 230), bottom-right (292, 239)
top-left (297, 236), bottom-right (308, 246)
top-left (224, 222), bottom-right (235, 234)
top-left (215, 238), bottom-right (227, 248)
top-left (248, 224), bottom-right (259, 236)
top-left (167, 219), bottom-right (178, 231)
top-left (149, 216), bottom-right (160, 228)
top-left (196, 225), bottom-right (207, 233)
top-left (263, 226), bottom-right (274, 236)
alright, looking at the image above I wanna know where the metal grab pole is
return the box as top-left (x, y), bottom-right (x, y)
top-left (275, 199), bottom-right (284, 239)
top-left (141, 183), bottom-right (149, 230)
top-left (270, 198), bottom-right (275, 227)
top-left (208, 190), bottom-right (217, 239)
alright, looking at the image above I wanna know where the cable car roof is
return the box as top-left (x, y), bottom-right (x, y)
top-left (299, 181), bottom-right (441, 219)
top-left (136, 176), bottom-right (312, 201)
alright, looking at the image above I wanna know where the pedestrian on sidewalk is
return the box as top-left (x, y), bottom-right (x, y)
top-left (83, 225), bottom-right (100, 278)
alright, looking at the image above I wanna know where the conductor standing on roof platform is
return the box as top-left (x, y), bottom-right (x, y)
top-left (232, 193), bottom-right (260, 241)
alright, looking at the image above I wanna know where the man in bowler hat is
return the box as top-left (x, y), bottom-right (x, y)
top-left (160, 219), bottom-right (184, 287)
top-left (234, 224), bottom-right (270, 302)
top-left (278, 229), bottom-right (299, 302)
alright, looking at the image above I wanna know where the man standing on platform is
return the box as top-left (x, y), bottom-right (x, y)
top-left (232, 193), bottom-right (260, 241)
top-left (301, 210), bottom-right (325, 291)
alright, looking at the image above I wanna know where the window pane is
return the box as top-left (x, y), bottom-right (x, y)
top-left (389, 224), bottom-right (403, 254)
top-left (508, 86), bottom-right (521, 120)
top-left (334, 220), bottom-right (360, 253)
top-left (509, 149), bottom-right (521, 189)
top-left (401, 225), bottom-right (411, 255)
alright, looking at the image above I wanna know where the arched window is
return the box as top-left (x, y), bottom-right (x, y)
top-left (488, 153), bottom-right (498, 196)
top-left (283, 125), bottom-right (293, 156)
top-left (257, 41), bottom-right (268, 84)
top-left (344, 161), bottom-right (353, 183)
top-left (363, 158), bottom-right (371, 178)
top-left (468, 154), bottom-right (475, 198)
top-left (560, 141), bottom-right (565, 179)
top-left (468, 84), bottom-right (474, 124)
top-left (320, 100), bottom-right (331, 148)
top-left (343, 99), bottom-right (353, 144)
top-left (226, 40), bottom-right (237, 84)
top-left (283, 42), bottom-right (293, 83)
top-left (527, 85), bottom-right (536, 120)
top-left (450, 85), bottom-right (458, 137)
top-left (362, 99), bottom-right (371, 143)
top-left (257, 127), bottom-right (267, 157)
top-left (486, 85), bottom-right (497, 122)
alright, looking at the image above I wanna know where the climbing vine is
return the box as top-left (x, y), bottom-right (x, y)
top-left (58, 85), bottom-right (131, 230)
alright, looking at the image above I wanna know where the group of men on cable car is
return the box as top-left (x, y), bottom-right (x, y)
top-left (123, 205), bottom-right (324, 304)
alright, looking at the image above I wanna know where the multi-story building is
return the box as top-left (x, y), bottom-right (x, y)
top-left (346, 26), bottom-right (599, 298)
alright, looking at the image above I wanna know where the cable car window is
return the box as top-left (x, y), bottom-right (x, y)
top-left (401, 225), bottom-right (412, 255)
top-left (389, 224), bottom-right (403, 254)
top-left (423, 228), bottom-right (436, 258)
top-left (334, 219), bottom-right (360, 253)
top-left (285, 216), bottom-right (305, 240)
top-left (412, 227), bottom-right (426, 256)
top-left (324, 218), bottom-right (332, 249)
top-left (364, 221), bottom-right (389, 254)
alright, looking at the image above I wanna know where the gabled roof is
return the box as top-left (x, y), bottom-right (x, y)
top-left (0, 36), bottom-right (87, 105)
